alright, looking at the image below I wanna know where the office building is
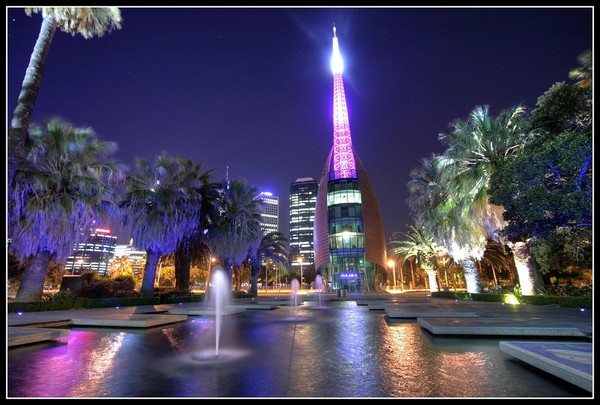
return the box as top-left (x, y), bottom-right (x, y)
top-left (289, 177), bottom-right (318, 270)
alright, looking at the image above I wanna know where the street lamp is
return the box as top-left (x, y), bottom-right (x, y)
top-left (205, 256), bottom-right (216, 292)
top-left (387, 259), bottom-right (397, 291)
top-left (298, 256), bottom-right (303, 291)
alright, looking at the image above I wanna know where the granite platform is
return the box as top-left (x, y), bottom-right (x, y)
top-left (70, 313), bottom-right (188, 328)
top-left (418, 317), bottom-right (590, 337)
top-left (500, 341), bottom-right (592, 392)
top-left (8, 327), bottom-right (70, 347)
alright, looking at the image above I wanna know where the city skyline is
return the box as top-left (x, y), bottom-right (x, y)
top-left (7, 6), bottom-right (592, 243)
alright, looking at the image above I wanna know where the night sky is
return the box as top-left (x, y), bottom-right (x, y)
top-left (7, 6), bottom-right (592, 244)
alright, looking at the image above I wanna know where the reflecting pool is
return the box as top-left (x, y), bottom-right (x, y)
top-left (7, 302), bottom-right (590, 398)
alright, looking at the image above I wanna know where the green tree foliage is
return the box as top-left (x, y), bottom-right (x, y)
top-left (209, 178), bottom-right (263, 289)
top-left (490, 131), bottom-right (591, 238)
top-left (568, 49), bottom-right (592, 89)
top-left (489, 67), bottom-right (592, 276)
top-left (9, 119), bottom-right (123, 302)
top-left (529, 82), bottom-right (591, 137)
top-left (247, 231), bottom-right (290, 296)
top-left (120, 153), bottom-right (206, 296)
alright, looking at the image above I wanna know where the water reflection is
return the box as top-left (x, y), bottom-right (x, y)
top-left (8, 305), bottom-right (590, 398)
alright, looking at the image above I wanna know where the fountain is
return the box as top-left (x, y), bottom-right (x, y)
top-left (190, 266), bottom-right (239, 362)
top-left (211, 268), bottom-right (229, 357)
top-left (290, 278), bottom-right (300, 318)
top-left (315, 274), bottom-right (324, 307)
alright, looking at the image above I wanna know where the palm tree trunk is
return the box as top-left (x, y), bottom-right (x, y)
top-left (15, 250), bottom-right (52, 302)
top-left (508, 241), bottom-right (544, 295)
top-left (462, 257), bottom-right (483, 293)
top-left (408, 260), bottom-right (416, 288)
top-left (425, 269), bottom-right (439, 293)
top-left (249, 259), bottom-right (260, 296)
top-left (491, 264), bottom-right (498, 287)
top-left (9, 15), bottom-right (57, 191)
top-left (222, 258), bottom-right (233, 290)
top-left (140, 250), bottom-right (160, 297)
top-left (174, 244), bottom-right (191, 293)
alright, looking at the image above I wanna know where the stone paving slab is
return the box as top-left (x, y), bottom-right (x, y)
top-left (386, 308), bottom-right (479, 319)
top-left (239, 304), bottom-right (279, 310)
top-left (70, 314), bottom-right (188, 328)
top-left (499, 341), bottom-right (592, 392)
top-left (418, 317), bottom-right (590, 337)
top-left (167, 307), bottom-right (246, 316)
top-left (360, 301), bottom-right (410, 309)
top-left (8, 327), bottom-right (70, 347)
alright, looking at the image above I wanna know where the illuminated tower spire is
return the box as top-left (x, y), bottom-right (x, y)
top-left (331, 24), bottom-right (356, 180)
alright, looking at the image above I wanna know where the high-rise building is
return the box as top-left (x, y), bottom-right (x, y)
top-left (314, 25), bottom-right (387, 293)
top-left (113, 242), bottom-right (147, 275)
top-left (258, 191), bottom-right (279, 235)
top-left (289, 177), bottom-right (318, 270)
top-left (65, 227), bottom-right (118, 276)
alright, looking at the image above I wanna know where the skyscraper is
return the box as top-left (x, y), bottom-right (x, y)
top-left (289, 177), bottom-right (318, 270)
top-left (258, 191), bottom-right (279, 235)
top-left (314, 25), bottom-right (387, 293)
top-left (65, 227), bottom-right (117, 276)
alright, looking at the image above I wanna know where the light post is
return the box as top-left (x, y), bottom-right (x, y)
top-left (156, 259), bottom-right (163, 287)
top-left (399, 261), bottom-right (405, 291)
top-left (298, 256), bottom-right (303, 291)
top-left (205, 256), bottom-right (215, 292)
top-left (265, 262), bottom-right (269, 291)
top-left (387, 259), bottom-right (397, 291)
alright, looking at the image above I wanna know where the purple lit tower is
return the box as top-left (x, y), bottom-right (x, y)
top-left (313, 25), bottom-right (387, 292)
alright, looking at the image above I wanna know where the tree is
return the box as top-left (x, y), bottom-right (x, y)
top-left (529, 82), bottom-right (591, 137)
top-left (478, 240), bottom-right (516, 288)
top-left (9, 7), bottom-right (122, 197)
top-left (248, 231), bottom-right (290, 296)
top-left (9, 119), bottom-right (123, 302)
top-left (209, 178), bottom-right (262, 290)
top-left (119, 153), bottom-right (204, 297)
top-left (389, 225), bottom-right (440, 293)
top-left (568, 49), bottom-right (592, 89)
top-left (489, 131), bottom-right (592, 272)
top-left (437, 104), bottom-right (542, 294)
top-left (490, 78), bottom-right (592, 289)
top-left (172, 165), bottom-right (220, 293)
top-left (405, 153), bottom-right (484, 292)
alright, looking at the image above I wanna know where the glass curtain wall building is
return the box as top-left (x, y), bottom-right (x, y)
top-left (289, 177), bottom-right (318, 270)
top-left (314, 26), bottom-right (387, 292)
top-left (65, 228), bottom-right (117, 276)
top-left (258, 191), bottom-right (280, 235)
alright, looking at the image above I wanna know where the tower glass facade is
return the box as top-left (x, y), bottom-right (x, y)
top-left (258, 191), bottom-right (279, 235)
top-left (65, 228), bottom-right (117, 276)
top-left (289, 177), bottom-right (318, 269)
top-left (314, 26), bottom-right (387, 292)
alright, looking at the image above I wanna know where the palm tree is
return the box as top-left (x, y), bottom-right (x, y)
top-left (405, 154), bottom-right (462, 292)
top-left (478, 239), bottom-right (516, 288)
top-left (172, 166), bottom-right (221, 293)
top-left (119, 153), bottom-right (204, 297)
top-left (248, 231), bottom-right (290, 296)
top-left (389, 225), bottom-right (440, 293)
top-left (569, 49), bottom-right (592, 89)
top-left (9, 7), bottom-right (122, 196)
top-left (8, 119), bottom-right (123, 302)
top-left (209, 178), bottom-right (262, 290)
top-left (439, 104), bottom-right (543, 295)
